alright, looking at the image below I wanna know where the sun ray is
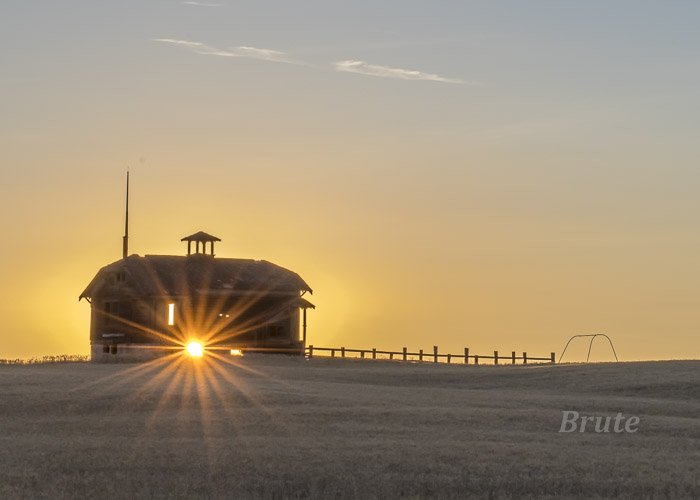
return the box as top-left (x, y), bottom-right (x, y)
top-left (66, 353), bottom-right (177, 393)
top-left (135, 357), bottom-right (190, 445)
top-left (206, 350), bottom-right (297, 389)
top-left (193, 359), bottom-right (218, 476)
top-left (123, 354), bottom-right (188, 407)
top-left (203, 355), bottom-right (287, 428)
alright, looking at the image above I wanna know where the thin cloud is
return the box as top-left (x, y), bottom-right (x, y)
top-left (153, 38), bottom-right (303, 64)
top-left (182, 1), bottom-right (223, 6)
top-left (153, 39), bottom-right (236, 57)
top-left (237, 46), bottom-right (292, 63)
top-left (334, 59), bottom-right (464, 84)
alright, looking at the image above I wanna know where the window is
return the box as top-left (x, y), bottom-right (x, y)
top-left (119, 303), bottom-right (132, 320)
top-left (108, 271), bottom-right (126, 284)
top-left (104, 301), bottom-right (116, 326)
top-left (268, 325), bottom-right (285, 338)
top-left (104, 301), bottom-right (131, 325)
top-left (167, 303), bottom-right (175, 326)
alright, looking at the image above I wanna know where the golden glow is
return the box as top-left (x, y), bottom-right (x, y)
top-left (167, 303), bottom-right (175, 326)
top-left (230, 349), bottom-right (243, 357)
top-left (3, 3), bottom-right (700, 364)
top-left (186, 341), bottom-right (203, 357)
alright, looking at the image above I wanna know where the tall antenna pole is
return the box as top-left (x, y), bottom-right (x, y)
top-left (122, 170), bottom-right (129, 259)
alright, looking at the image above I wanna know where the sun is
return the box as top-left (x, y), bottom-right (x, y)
top-left (186, 341), bottom-right (204, 357)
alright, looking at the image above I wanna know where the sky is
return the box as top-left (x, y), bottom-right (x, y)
top-left (1, 0), bottom-right (699, 360)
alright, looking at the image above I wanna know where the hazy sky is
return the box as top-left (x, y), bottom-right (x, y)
top-left (1, 1), bottom-right (699, 360)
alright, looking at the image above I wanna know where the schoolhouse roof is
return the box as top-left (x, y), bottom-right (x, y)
top-left (79, 254), bottom-right (312, 301)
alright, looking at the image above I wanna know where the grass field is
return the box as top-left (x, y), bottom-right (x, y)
top-left (0, 356), bottom-right (697, 498)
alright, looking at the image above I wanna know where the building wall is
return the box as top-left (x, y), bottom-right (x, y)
top-left (290, 307), bottom-right (300, 342)
top-left (90, 343), bottom-right (171, 362)
top-left (89, 292), bottom-right (305, 361)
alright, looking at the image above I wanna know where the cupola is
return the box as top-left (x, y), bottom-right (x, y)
top-left (181, 231), bottom-right (221, 256)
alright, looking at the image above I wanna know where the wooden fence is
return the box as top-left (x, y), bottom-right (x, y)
top-left (306, 345), bottom-right (555, 365)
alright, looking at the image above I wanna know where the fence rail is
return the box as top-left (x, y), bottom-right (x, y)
top-left (306, 345), bottom-right (555, 365)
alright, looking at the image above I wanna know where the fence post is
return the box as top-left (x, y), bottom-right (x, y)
top-left (301, 344), bottom-right (547, 366)
top-left (551, 352), bottom-right (556, 364)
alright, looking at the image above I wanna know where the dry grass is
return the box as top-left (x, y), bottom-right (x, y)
top-left (0, 356), bottom-right (697, 498)
top-left (0, 354), bottom-right (89, 365)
